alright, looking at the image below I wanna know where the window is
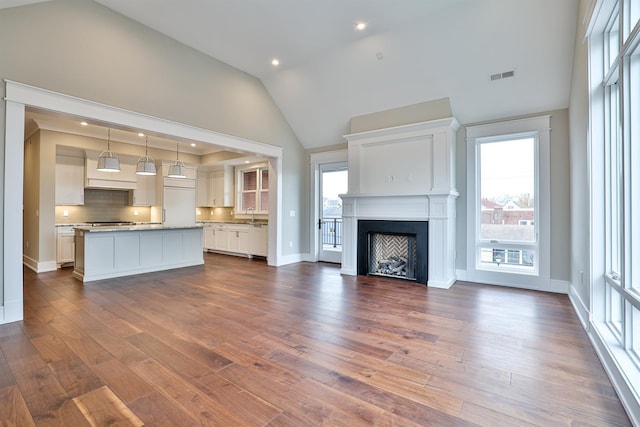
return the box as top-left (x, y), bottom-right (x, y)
top-left (239, 166), bottom-right (269, 213)
top-left (477, 135), bottom-right (537, 272)
top-left (466, 115), bottom-right (550, 284)
top-left (587, 0), bottom-right (640, 406)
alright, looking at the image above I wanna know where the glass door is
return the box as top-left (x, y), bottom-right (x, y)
top-left (318, 162), bottom-right (347, 263)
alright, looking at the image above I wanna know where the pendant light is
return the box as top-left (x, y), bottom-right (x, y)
top-left (136, 136), bottom-right (157, 175)
top-left (167, 141), bottom-right (186, 178)
top-left (96, 128), bottom-right (120, 172)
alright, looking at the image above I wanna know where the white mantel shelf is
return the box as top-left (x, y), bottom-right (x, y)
top-left (341, 117), bottom-right (459, 289)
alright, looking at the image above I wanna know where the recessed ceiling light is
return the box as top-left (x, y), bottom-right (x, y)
top-left (355, 22), bottom-right (367, 31)
top-left (245, 160), bottom-right (251, 164)
top-left (271, 58), bottom-right (280, 66)
top-left (138, 132), bottom-right (145, 137)
top-left (80, 121), bottom-right (88, 126)
top-left (190, 143), bottom-right (196, 147)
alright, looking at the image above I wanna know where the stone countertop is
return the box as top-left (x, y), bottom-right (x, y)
top-left (197, 221), bottom-right (268, 225)
top-left (56, 222), bottom-right (162, 227)
top-left (74, 224), bottom-right (203, 233)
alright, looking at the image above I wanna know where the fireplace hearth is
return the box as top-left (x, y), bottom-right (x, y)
top-left (358, 220), bottom-right (428, 284)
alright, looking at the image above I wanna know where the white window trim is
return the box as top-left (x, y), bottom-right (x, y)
top-left (465, 115), bottom-right (552, 291)
top-left (308, 150), bottom-right (348, 262)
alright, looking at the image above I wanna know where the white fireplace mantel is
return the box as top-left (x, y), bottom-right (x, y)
top-left (340, 118), bottom-right (459, 288)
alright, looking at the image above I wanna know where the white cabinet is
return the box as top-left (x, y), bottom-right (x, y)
top-left (209, 166), bottom-right (234, 207)
top-left (213, 225), bottom-right (229, 251)
top-left (56, 226), bottom-right (75, 265)
top-left (150, 163), bottom-right (197, 225)
top-left (130, 174), bottom-right (157, 206)
top-left (203, 224), bottom-right (215, 250)
top-left (249, 224), bottom-right (268, 257)
top-left (163, 186), bottom-right (196, 226)
top-left (204, 223), bottom-right (266, 258)
top-left (228, 225), bottom-right (249, 254)
top-left (196, 171), bottom-right (209, 207)
top-left (55, 155), bottom-right (85, 205)
top-left (85, 158), bottom-right (137, 190)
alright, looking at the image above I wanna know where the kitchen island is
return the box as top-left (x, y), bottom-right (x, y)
top-left (72, 224), bottom-right (203, 283)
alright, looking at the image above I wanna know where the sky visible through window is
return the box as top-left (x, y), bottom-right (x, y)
top-left (323, 170), bottom-right (348, 200)
top-left (480, 137), bottom-right (535, 203)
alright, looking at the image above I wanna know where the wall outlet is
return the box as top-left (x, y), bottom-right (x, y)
top-left (289, 241), bottom-right (293, 248)
top-left (289, 210), bottom-right (295, 217)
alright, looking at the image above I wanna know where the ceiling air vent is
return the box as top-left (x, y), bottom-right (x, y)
top-left (490, 70), bottom-right (515, 82)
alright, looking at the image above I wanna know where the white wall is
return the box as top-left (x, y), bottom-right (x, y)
top-left (568, 0), bottom-right (591, 309)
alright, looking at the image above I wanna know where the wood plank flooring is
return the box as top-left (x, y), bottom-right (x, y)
top-left (0, 253), bottom-right (631, 426)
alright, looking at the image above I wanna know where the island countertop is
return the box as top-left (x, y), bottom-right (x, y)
top-left (74, 224), bottom-right (203, 233)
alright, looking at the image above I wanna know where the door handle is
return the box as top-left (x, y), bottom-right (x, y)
top-left (318, 219), bottom-right (322, 229)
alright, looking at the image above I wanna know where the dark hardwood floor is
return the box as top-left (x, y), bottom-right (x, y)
top-left (0, 253), bottom-right (631, 426)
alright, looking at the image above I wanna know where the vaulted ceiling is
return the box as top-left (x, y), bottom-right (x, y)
top-left (7, 0), bottom-right (580, 149)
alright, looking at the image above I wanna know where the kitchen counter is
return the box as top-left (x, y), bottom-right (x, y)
top-left (197, 220), bottom-right (267, 225)
top-left (74, 224), bottom-right (201, 232)
top-left (73, 224), bottom-right (203, 283)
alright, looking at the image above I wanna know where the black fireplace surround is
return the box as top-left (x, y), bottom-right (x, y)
top-left (357, 220), bottom-right (429, 285)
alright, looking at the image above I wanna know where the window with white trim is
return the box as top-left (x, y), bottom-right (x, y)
top-left (466, 116), bottom-right (550, 285)
top-left (587, 0), bottom-right (640, 404)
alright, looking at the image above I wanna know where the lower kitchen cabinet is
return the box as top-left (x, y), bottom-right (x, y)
top-left (250, 224), bottom-right (268, 257)
top-left (203, 225), bottom-right (215, 250)
top-left (203, 223), bottom-right (267, 258)
top-left (213, 226), bottom-right (229, 251)
top-left (56, 226), bottom-right (75, 266)
top-left (228, 227), bottom-right (249, 254)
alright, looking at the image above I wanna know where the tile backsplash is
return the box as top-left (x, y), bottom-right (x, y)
top-left (55, 189), bottom-right (151, 223)
top-left (196, 207), bottom-right (234, 222)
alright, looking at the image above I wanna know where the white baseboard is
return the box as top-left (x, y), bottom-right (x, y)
top-left (340, 267), bottom-right (356, 276)
top-left (454, 269), bottom-right (568, 294)
top-left (587, 326), bottom-right (640, 426)
top-left (22, 255), bottom-right (57, 273)
top-left (272, 252), bottom-right (305, 266)
top-left (428, 278), bottom-right (456, 289)
top-left (568, 283), bottom-right (590, 330)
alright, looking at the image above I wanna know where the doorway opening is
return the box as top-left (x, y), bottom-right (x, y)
top-left (318, 162), bottom-right (347, 264)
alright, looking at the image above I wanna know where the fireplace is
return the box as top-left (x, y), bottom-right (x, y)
top-left (340, 117), bottom-right (459, 289)
top-left (358, 220), bottom-right (428, 284)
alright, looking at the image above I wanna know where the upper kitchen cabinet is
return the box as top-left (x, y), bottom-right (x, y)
top-left (55, 154), bottom-right (85, 205)
top-left (196, 165), bottom-right (234, 207)
top-left (196, 170), bottom-right (209, 207)
top-left (209, 165), bottom-right (234, 207)
top-left (129, 173), bottom-right (157, 206)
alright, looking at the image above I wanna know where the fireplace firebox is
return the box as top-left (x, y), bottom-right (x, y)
top-left (357, 220), bottom-right (428, 284)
